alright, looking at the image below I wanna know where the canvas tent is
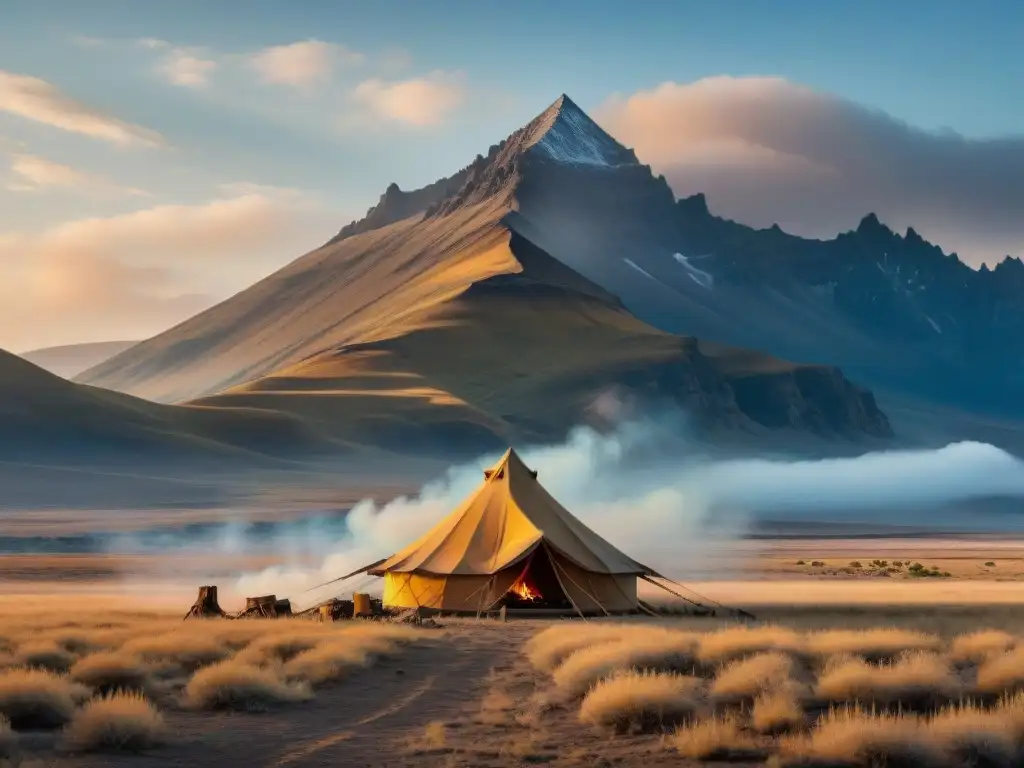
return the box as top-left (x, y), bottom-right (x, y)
top-left (341, 448), bottom-right (665, 615)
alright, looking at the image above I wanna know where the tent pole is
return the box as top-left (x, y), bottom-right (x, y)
top-left (646, 574), bottom-right (756, 620)
top-left (542, 544), bottom-right (588, 621)
top-left (553, 558), bottom-right (611, 617)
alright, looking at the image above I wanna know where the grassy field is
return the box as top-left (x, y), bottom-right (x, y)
top-left (3, 594), bottom-right (1024, 766)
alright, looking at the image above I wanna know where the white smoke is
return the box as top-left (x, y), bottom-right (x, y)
top-left (234, 418), bottom-right (1024, 609)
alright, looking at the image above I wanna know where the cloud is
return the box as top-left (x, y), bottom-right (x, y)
top-left (158, 49), bottom-right (218, 89)
top-left (0, 70), bottom-right (164, 147)
top-left (597, 77), bottom-right (1024, 266)
top-left (351, 70), bottom-right (466, 127)
top-left (0, 190), bottom-right (339, 351)
top-left (6, 153), bottom-right (148, 195)
top-left (248, 40), bottom-right (363, 88)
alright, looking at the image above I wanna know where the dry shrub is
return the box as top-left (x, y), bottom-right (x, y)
top-left (283, 638), bottom-right (385, 685)
top-left (14, 642), bottom-right (76, 673)
top-left (804, 628), bottom-right (939, 662)
top-left (183, 659), bottom-right (311, 711)
top-left (697, 625), bottom-right (803, 665)
top-left (977, 647), bottom-right (1024, 695)
top-left (233, 632), bottom-right (324, 666)
top-left (673, 714), bottom-right (762, 760)
top-left (925, 703), bottom-right (1020, 767)
top-left (63, 692), bottom-right (165, 753)
top-left (121, 633), bottom-right (229, 671)
top-left (578, 671), bottom-right (703, 734)
top-left (778, 708), bottom-right (941, 768)
top-left (0, 715), bottom-right (15, 759)
top-left (950, 630), bottom-right (1016, 665)
top-left (752, 689), bottom-right (805, 735)
top-left (815, 651), bottom-right (959, 709)
top-left (553, 631), bottom-right (698, 698)
top-left (711, 651), bottom-right (795, 705)
top-left (0, 668), bottom-right (77, 729)
top-left (70, 652), bottom-right (150, 694)
top-left (525, 625), bottom-right (636, 673)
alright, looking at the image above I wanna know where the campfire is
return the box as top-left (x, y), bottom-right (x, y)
top-left (509, 575), bottom-right (541, 602)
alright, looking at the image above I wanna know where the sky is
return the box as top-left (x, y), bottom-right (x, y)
top-left (1, 0), bottom-right (1022, 352)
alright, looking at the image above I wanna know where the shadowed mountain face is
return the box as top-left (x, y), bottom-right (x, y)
top-left (20, 340), bottom-right (138, 380)
top-left (77, 95), bottom-right (893, 450)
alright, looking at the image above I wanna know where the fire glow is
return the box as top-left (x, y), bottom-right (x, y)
top-left (510, 577), bottom-right (540, 601)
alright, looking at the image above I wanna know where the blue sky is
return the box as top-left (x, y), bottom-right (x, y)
top-left (1, 0), bottom-right (1022, 350)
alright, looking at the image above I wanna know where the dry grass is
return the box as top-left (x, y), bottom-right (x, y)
top-left (977, 647), bottom-right (1024, 695)
top-left (232, 632), bottom-right (323, 666)
top-left (578, 671), bottom-right (703, 734)
top-left (925, 703), bottom-right (1021, 767)
top-left (803, 628), bottom-right (940, 661)
top-left (778, 708), bottom-right (942, 767)
top-left (283, 638), bottom-right (383, 685)
top-left (814, 651), bottom-right (959, 709)
top-left (552, 631), bottom-right (698, 697)
top-left (121, 633), bottom-right (229, 671)
top-left (63, 692), bottom-right (165, 753)
top-left (69, 652), bottom-right (150, 694)
top-left (710, 651), bottom-right (796, 704)
top-left (0, 715), bottom-right (15, 759)
top-left (182, 659), bottom-right (312, 711)
top-left (524, 625), bottom-right (636, 672)
top-left (697, 625), bottom-right (803, 664)
top-left (13, 642), bottom-right (76, 673)
top-left (950, 629), bottom-right (1016, 665)
top-left (673, 714), bottom-right (762, 760)
top-left (752, 689), bottom-right (805, 735)
top-left (0, 668), bottom-right (78, 729)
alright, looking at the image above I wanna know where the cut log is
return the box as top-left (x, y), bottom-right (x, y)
top-left (184, 585), bottom-right (227, 620)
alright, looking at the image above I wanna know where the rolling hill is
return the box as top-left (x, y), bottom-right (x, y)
top-left (76, 95), bottom-right (893, 451)
top-left (20, 340), bottom-right (138, 380)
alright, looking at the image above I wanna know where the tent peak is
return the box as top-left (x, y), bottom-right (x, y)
top-left (484, 447), bottom-right (538, 480)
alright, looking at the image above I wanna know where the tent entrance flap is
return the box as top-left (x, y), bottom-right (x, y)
top-left (499, 549), bottom-right (571, 610)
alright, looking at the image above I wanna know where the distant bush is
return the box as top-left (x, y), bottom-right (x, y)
top-left (795, 560), bottom-right (805, 566)
top-left (810, 561), bottom-right (825, 568)
top-left (849, 562), bottom-right (863, 569)
top-left (985, 561), bottom-right (997, 567)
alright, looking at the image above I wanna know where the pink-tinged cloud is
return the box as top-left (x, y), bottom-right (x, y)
top-left (158, 50), bottom-right (218, 88)
top-left (249, 40), bottom-right (363, 88)
top-left (352, 71), bottom-right (466, 127)
top-left (0, 70), bottom-right (164, 147)
top-left (597, 77), bottom-right (1024, 266)
top-left (0, 191), bottom-right (340, 351)
top-left (7, 153), bottom-right (148, 195)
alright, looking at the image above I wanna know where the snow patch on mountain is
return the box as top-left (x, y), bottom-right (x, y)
top-left (624, 258), bottom-right (658, 282)
top-left (526, 95), bottom-right (633, 167)
top-left (673, 253), bottom-right (714, 289)
top-left (926, 316), bottom-right (942, 334)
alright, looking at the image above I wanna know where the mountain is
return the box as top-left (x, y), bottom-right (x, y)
top-left (20, 340), bottom-right (138, 380)
top-left (0, 349), bottom-right (329, 463)
top-left (77, 95), bottom-right (893, 449)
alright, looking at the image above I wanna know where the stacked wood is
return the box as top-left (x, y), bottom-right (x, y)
top-left (235, 594), bottom-right (286, 619)
top-left (183, 585), bottom-right (227, 620)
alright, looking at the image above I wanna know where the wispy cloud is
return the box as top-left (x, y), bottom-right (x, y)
top-left (248, 40), bottom-right (363, 89)
top-left (0, 70), bottom-right (164, 147)
top-left (157, 49), bottom-right (218, 89)
top-left (351, 70), bottom-right (466, 127)
top-left (6, 153), bottom-right (149, 196)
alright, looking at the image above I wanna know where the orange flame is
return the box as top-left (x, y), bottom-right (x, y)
top-left (510, 579), bottom-right (540, 601)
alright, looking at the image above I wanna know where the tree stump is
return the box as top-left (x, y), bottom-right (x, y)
top-left (184, 585), bottom-right (226, 620)
top-left (239, 595), bottom-right (278, 618)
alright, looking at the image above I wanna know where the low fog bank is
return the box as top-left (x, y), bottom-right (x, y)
top-left (226, 415), bottom-right (1024, 607)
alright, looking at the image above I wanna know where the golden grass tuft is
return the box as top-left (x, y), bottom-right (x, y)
top-left (282, 636), bottom-right (388, 686)
top-left (697, 625), bottom-right (803, 664)
top-left (14, 642), bottom-right (76, 673)
top-left (63, 692), bottom-right (165, 753)
top-left (977, 647), bottom-right (1024, 696)
top-left (553, 632), bottom-right (699, 698)
top-left (0, 668), bottom-right (77, 729)
top-left (183, 659), bottom-right (312, 711)
top-left (803, 628), bottom-right (940, 661)
top-left (673, 714), bottom-right (762, 760)
top-left (950, 630), bottom-right (1016, 665)
top-left (121, 633), bottom-right (229, 671)
top-left (524, 625), bottom-right (636, 673)
top-left (710, 651), bottom-right (796, 705)
top-left (0, 714), bottom-right (16, 759)
top-left (578, 671), bottom-right (703, 734)
top-left (777, 708), bottom-right (941, 768)
top-left (70, 652), bottom-right (150, 694)
top-left (925, 703), bottom-right (1019, 767)
top-left (752, 688), bottom-right (805, 735)
top-left (814, 651), bottom-right (959, 709)
top-left (232, 632), bottom-right (323, 666)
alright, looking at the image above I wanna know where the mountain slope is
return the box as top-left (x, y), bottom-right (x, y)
top-left (0, 349), bottom-right (330, 463)
top-left (78, 95), bottom-right (892, 447)
top-left (20, 340), bottom-right (138, 380)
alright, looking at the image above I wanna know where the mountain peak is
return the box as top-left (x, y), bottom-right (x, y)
top-left (522, 93), bottom-right (638, 167)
